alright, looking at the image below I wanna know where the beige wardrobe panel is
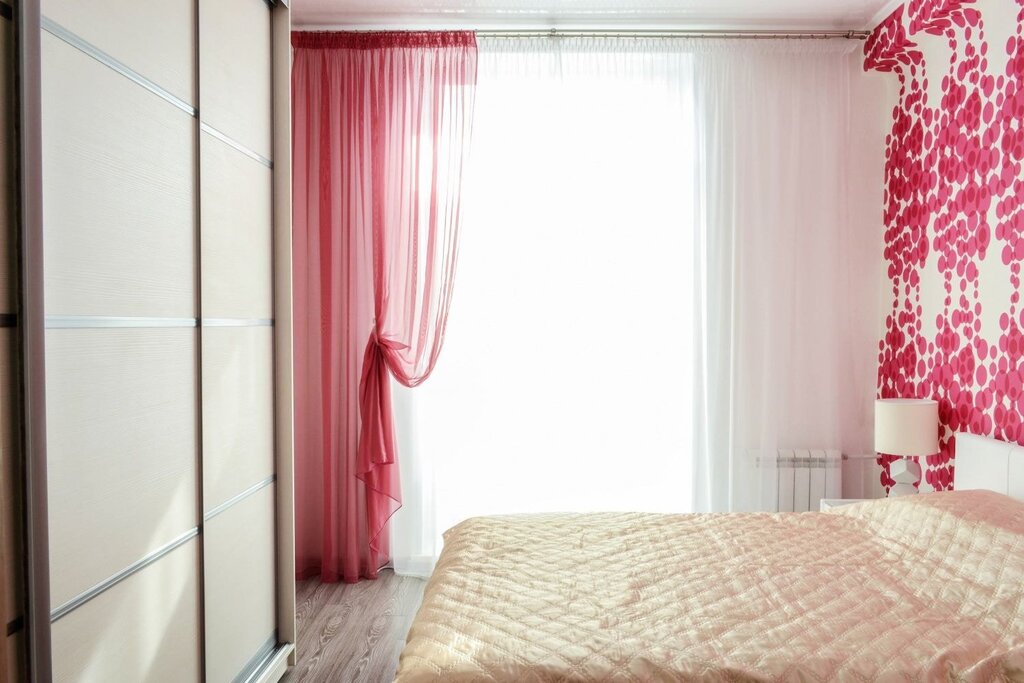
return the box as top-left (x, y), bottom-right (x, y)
top-left (0, 328), bottom-right (22, 627)
top-left (200, 133), bottom-right (273, 319)
top-left (204, 485), bottom-right (276, 683)
top-left (42, 0), bottom-right (195, 106)
top-left (202, 326), bottom-right (274, 511)
top-left (0, 14), bottom-right (13, 314)
top-left (45, 328), bottom-right (197, 608)
top-left (41, 33), bottom-right (195, 318)
top-left (200, 0), bottom-right (272, 159)
top-left (51, 538), bottom-right (202, 683)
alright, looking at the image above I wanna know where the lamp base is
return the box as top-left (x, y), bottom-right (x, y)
top-left (889, 482), bottom-right (918, 497)
top-left (888, 456), bottom-right (922, 497)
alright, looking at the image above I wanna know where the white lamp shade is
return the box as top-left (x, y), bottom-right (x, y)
top-left (874, 398), bottom-right (939, 456)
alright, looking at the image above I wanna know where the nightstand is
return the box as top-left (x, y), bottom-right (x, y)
top-left (819, 498), bottom-right (871, 511)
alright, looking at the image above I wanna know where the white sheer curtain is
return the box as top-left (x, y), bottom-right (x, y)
top-left (691, 41), bottom-right (880, 512)
top-left (391, 38), bottom-right (881, 575)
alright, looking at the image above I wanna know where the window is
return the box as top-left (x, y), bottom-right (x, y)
top-left (393, 43), bottom-right (698, 569)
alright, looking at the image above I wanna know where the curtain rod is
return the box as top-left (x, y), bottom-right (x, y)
top-left (474, 29), bottom-right (870, 40)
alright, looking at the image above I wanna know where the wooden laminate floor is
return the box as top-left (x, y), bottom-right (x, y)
top-left (281, 570), bottom-right (427, 683)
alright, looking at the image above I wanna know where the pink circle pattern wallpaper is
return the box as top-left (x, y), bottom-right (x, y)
top-left (865, 0), bottom-right (1024, 492)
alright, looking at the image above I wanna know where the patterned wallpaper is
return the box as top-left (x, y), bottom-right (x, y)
top-left (865, 0), bottom-right (1024, 491)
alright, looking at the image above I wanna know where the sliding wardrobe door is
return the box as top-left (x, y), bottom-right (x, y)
top-left (30, 0), bottom-right (295, 680)
top-left (198, 0), bottom-right (281, 680)
top-left (40, 0), bottom-right (201, 679)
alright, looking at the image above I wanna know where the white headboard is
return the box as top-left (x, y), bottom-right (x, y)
top-left (955, 432), bottom-right (1024, 500)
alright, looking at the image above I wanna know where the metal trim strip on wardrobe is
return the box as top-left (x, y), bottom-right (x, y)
top-left (201, 122), bottom-right (273, 169)
top-left (45, 315), bottom-right (199, 328)
top-left (20, 0), bottom-right (54, 678)
top-left (235, 632), bottom-right (278, 683)
top-left (49, 527), bottom-right (200, 623)
top-left (0, 313), bottom-right (16, 327)
top-left (202, 318), bottom-right (274, 327)
top-left (40, 16), bottom-right (196, 116)
top-left (45, 316), bottom-right (276, 328)
top-left (192, 2), bottom-right (208, 672)
top-left (41, 18), bottom-right (276, 175)
top-left (204, 475), bottom-right (275, 522)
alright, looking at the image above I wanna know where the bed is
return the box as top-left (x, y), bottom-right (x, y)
top-left (394, 433), bottom-right (1024, 682)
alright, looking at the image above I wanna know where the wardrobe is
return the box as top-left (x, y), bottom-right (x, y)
top-left (3, 0), bottom-right (296, 680)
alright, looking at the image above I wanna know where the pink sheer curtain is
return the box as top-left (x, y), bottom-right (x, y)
top-left (292, 31), bottom-right (477, 582)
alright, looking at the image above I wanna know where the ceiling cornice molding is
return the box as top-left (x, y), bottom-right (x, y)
top-left (290, 1), bottom-right (895, 32)
top-left (865, 0), bottom-right (903, 32)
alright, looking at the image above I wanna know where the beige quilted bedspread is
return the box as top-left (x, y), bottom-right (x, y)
top-left (394, 490), bottom-right (1024, 682)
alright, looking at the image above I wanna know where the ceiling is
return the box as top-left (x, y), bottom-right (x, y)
top-left (290, 0), bottom-right (902, 31)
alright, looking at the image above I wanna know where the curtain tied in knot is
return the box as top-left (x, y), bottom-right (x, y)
top-left (357, 327), bottom-right (409, 470)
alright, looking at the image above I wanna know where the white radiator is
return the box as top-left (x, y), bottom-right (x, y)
top-left (768, 449), bottom-right (842, 512)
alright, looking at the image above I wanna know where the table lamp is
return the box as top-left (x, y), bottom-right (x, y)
top-left (874, 398), bottom-right (939, 496)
